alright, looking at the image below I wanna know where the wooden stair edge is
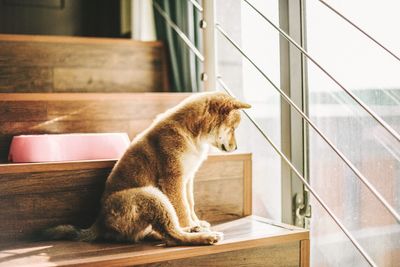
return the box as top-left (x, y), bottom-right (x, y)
top-left (0, 33), bottom-right (164, 47)
top-left (0, 216), bottom-right (309, 267)
top-left (0, 152), bottom-right (252, 174)
top-left (0, 92), bottom-right (192, 101)
top-left (62, 233), bottom-right (309, 267)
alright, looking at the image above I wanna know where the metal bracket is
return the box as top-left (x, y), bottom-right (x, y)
top-left (294, 190), bottom-right (311, 228)
top-left (200, 72), bottom-right (208, 82)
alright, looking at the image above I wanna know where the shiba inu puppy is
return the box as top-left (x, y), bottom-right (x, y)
top-left (44, 92), bottom-right (251, 246)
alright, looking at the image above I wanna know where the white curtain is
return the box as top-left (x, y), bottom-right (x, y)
top-left (131, 0), bottom-right (156, 41)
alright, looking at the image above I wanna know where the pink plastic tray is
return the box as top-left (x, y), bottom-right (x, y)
top-left (8, 133), bottom-right (130, 163)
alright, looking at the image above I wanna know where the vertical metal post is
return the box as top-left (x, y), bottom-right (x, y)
top-left (279, 0), bottom-right (293, 225)
top-left (290, 0), bottom-right (310, 228)
top-left (202, 0), bottom-right (217, 91)
top-left (280, 0), bottom-right (310, 227)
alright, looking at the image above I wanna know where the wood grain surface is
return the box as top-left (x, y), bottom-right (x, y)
top-left (0, 216), bottom-right (309, 267)
top-left (0, 93), bottom-right (190, 162)
top-left (300, 239), bottom-right (310, 267)
top-left (0, 34), bottom-right (169, 93)
top-left (142, 241), bottom-right (300, 267)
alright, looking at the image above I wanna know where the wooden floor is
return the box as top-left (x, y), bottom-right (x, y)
top-left (0, 216), bottom-right (309, 267)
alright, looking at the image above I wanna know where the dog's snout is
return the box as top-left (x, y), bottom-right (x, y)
top-left (235, 144), bottom-right (238, 150)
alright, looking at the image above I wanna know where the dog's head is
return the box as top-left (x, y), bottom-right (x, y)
top-left (204, 92), bottom-right (251, 152)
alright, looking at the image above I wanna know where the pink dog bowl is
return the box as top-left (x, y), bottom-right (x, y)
top-left (8, 133), bottom-right (130, 163)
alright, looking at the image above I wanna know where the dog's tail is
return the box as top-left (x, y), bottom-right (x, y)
top-left (40, 221), bottom-right (100, 242)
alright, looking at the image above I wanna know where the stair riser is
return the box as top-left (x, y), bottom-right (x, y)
top-left (0, 154), bottom-right (251, 243)
top-left (0, 93), bottom-right (190, 162)
top-left (0, 34), bottom-right (169, 93)
top-left (140, 241), bottom-right (301, 267)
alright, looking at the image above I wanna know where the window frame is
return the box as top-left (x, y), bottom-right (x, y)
top-left (279, 0), bottom-right (309, 226)
top-left (203, 0), bottom-right (310, 226)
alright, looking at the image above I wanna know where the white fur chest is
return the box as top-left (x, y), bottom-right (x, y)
top-left (181, 143), bottom-right (209, 182)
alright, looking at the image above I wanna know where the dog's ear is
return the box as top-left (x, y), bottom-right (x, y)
top-left (208, 97), bottom-right (251, 115)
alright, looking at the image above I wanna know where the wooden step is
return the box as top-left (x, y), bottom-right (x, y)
top-left (0, 216), bottom-right (309, 267)
top-left (0, 34), bottom-right (169, 93)
top-left (0, 153), bottom-right (251, 243)
top-left (0, 93), bottom-right (190, 162)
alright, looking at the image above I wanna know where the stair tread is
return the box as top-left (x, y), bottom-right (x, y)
top-left (0, 216), bottom-right (308, 267)
top-left (0, 153), bottom-right (251, 174)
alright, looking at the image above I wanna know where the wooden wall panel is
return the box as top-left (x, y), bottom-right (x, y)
top-left (0, 93), bottom-right (190, 162)
top-left (0, 153), bottom-right (252, 242)
top-left (0, 34), bottom-right (169, 93)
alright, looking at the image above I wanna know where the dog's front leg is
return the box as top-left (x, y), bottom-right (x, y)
top-left (187, 177), bottom-right (211, 229)
top-left (163, 180), bottom-right (193, 229)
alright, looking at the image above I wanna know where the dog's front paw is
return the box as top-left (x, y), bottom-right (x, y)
top-left (182, 225), bottom-right (202, 233)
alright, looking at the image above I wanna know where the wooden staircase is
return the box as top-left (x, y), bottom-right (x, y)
top-left (0, 34), bottom-right (309, 267)
top-left (0, 216), bottom-right (308, 267)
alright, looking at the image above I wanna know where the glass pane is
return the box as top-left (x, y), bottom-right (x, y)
top-left (216, 0), bottom-right (282, 220)
top-left (306, 0), bottom-right (400, 266)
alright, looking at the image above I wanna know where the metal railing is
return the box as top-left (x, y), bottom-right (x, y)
top-left (243, 0), bottom-right (400, 143)
top-left (215, 23), bottom-right (400, 224)
top-left (152, 1), bottom-right (400, 266)
top-left (217, 76), bottom-right (377, 267)
top-left (318, 0), bottom-right (400, 63)
top-left (188, 0), bottom-right (203, 12)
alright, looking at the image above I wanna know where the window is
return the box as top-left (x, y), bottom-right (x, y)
top-left (212, 0), bottom-right (399, 265)
top-left (306, 0), bottom-right (400, 266)
top-left (216, 0), bottom-right (283, 221)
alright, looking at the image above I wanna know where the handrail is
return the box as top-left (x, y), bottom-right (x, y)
top-left (242, 0), bottom-right (400, 143)
top-left (215, 23), bottom-right (400, 224)
top-left (153, 2), bottom-right (204, 62)
top-left (318, 0), bottom-right (400, 63)
top-left (217, 76), bottom-right (377, 267)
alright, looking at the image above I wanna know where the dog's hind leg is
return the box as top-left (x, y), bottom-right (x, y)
top-left (103, 186), bottom-right (223, 246)
top-left (139, 187), bottom-right (223, 246)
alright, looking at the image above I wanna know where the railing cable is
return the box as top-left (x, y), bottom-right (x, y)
top-left (153, 2), bottom-right (204, 62)
top-left (217, 76), bottom-right (377, 267)
top-left (187, 0), bottom-right (203, 12)
top-left (215, 23), bottom-right (400, 224)
top-left (242, 0), bottom-right (400, 143)
top-left (318, 0), bottom-right (400, 63)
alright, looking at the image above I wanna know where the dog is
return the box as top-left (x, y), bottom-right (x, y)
top-left (43, 92), bottom-right (251, 246)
